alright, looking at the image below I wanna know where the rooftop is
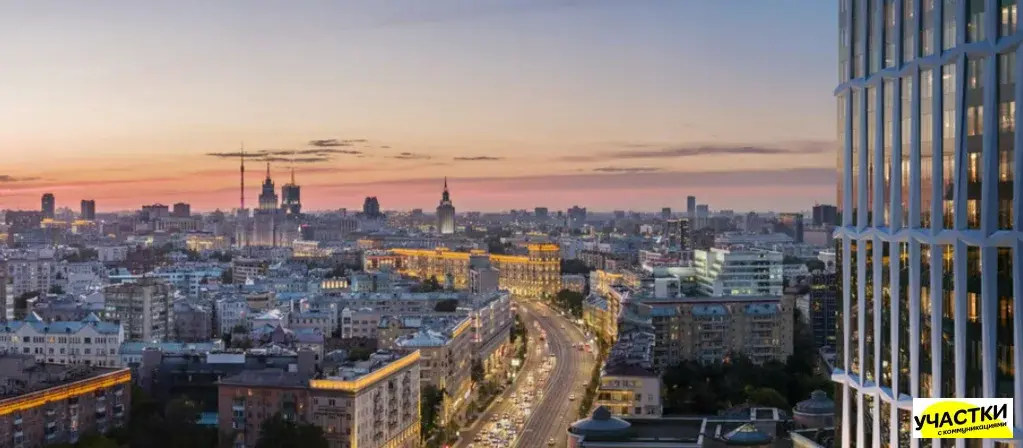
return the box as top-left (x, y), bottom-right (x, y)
top-left (1, 313), bottom-right (120, 336)
top-left (0, 354), bottom-right (128, 400)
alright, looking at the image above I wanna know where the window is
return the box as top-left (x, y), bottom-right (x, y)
top-left (1000, 101), bottom-right (1016, 132)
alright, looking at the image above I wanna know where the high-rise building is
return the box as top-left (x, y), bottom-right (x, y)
top-left (41, 193), bottom-right (55, 219)
top-left (281, 167), bottom-right (301, 217)
top-left (660, 207), bottom-right (671, 220)
top-left (362, 197), bottom-right (382, 218)
top-left (258, 163), bottom-right (278, 211)
top-left (686, 196), bottom-right (696, 218)
top-left (568, 206), bottom-right (587, 229)
top-left (663, 218), bottom-right (691, 251)
top-left (171, 202), bottom-right (191, 218)
top-left (436, 177), bottom-right (455, 234)
top-left (80, 199), bottom-right (96, 221)
top-left (812, 203), bottom-right (839, 227)
top-left (534, 207), bottom-right (549, 219)
top-left (834, 2), bottom-right (1019, 446)
top-left (104, 279), bottom-right (173, 341)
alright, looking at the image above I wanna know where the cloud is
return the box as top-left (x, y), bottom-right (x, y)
top-left (206, 149), bottom-right (355, 164)
top-left (562, 140), bottom-right (835, 162)
top-left (453, 156), bottom-right (504, 161)
top-left (592, 167), bottom-right (661, 173)
top-left (0, 175), bottom-right (39, 183)
top-left (308, 138), bottom-right (368, 147)
top-left (393, 152), bottom-right (431, 160)
top-left (311, 167), bottom-right (835, 193)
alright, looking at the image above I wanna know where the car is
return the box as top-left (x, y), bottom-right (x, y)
top-left (569, 394), bottom-right (576, 401)
top-left (548, 438), bottom-right (556, 446)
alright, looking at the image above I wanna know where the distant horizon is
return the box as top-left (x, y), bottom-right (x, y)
top-left (0, 1), bottom-right (837, 212)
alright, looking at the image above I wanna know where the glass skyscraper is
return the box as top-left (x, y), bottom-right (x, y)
top-left (835, 0), bottom-right (1019, 447)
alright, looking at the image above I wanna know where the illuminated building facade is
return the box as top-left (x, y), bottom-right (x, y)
top-left (834, 0), bottom-right (1021, 446)
top-left (436, 177), bottom-right (455, 235)
top-left (186, 232), bottom-right (229, 252)
top-left (308, 351), bottom-right (421, 448)
top-left (0, 355), bottom-right (131, 446)
top-left (281, 168), bottom-right (301, 217)
top-left (392, 318), bottom-right (472, 426)
top-left (390, 243), bottom-right (561, 299)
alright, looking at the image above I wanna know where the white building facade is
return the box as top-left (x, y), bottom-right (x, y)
top-left (694, 248), bottom-right (783, 297)
top-left (834, 0), bottom-right (1021, 446)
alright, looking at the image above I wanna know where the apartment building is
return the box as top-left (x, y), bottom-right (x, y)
top-left (218, 370), bottom-right (314, 448)
top-left (694, 247), bottom-right (784, 297)
top-left (0, 355), bottom-right (131, 447)
top-left (103, 278), bottom-right (174, 341)
top-left (636, 294), bottom-right (795, 368)
top-left (392, 318), bottom-right (472, 426)
top-left (308, 351), bottom-right (421, 448)
top-left (0, 313), bottom-right (124, 367)
top-left (5, 256), bottom-right (55, 299)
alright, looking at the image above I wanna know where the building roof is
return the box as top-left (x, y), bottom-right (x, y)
top-left (794, 390), bottom-right (835, 416)
top-left (570, 406), bottom-right (632, 434)
top-left (718, 423), bottom-right (774, 445)
top-left (218, 368), bottom-right (311, 388)
top-left (1, 318), bottom-right (121, 336)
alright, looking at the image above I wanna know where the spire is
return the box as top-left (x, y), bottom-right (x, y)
top-left (291, 166), bottom-right (296, 184)
top-left (266, 162), bottom-right (271, 179)
top-left (444, 176), bottom-right (448, 191)
top-left (240, 142), bottom-right (246, 211)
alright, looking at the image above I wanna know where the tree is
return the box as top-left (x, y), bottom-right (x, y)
top-left (471, 358), bottom-right (485, 384)
top-left (119, 394), bottom-right (217, 448)
top-left (746, 387), bottom-right (790, 409)
top-left (75, 432), bottom-right (119, 448)
top-left (510, 314), bottom-right (527, 344)
top-left (433, 299), bottom-right (459, 312)
top-left (805, 259), bottom-right (826, 272)
top-left (348, 346), bottom-right (373, 361)
top-left (553, 289), bottom-right (585, 318)
top-left (255, 414), bottom-right (328, 448)
top-left (416, 275), bottom-right (442, 292)
top-left (420, 385), bottom-right (445, 439)
top-left (560, 259), bottom-right (590, 275)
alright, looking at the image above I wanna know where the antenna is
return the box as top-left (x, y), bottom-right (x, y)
top-left (240, 142), bottom-right (246, 211)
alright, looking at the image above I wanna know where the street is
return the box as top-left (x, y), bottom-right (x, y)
top-left (514, 299), bottom-right (594, 448)
top-left (457, 298), bottom-right (595, 448)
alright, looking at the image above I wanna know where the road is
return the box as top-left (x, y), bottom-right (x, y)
top-left (515, 299), bottom-right (594, 448)
top-left (455, 300), bottom-right (547, 448)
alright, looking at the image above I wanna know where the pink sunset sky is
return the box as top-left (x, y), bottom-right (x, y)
top-left (0, 1), bottom-right (838, 213)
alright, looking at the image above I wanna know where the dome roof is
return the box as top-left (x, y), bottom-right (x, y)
top-left (719, 423), bottom-right (774, 446)
top-left (794, 390), bottom-right (835, 415)
top-left (569, 406), bottom-right (631, 434)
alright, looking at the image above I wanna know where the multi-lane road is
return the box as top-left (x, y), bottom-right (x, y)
top-left (515, 299), bottom-right (594, 448)
top-left (457, 298), bottom-right (595, 448)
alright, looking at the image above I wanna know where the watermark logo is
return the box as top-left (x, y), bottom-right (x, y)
top-left (912, 398), bottom-right (1013, 439)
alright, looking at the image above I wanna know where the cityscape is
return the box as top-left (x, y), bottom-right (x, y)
top-left (0, 1), bottom-right (1018, 448)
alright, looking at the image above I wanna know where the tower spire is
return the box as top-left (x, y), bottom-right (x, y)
top-left (444, 176), bottom-right (448, 191)
top-left (240, 142), bottom-right (246, 211)
top-left (266, 162), bottom-right (271, 179)
top-left (291, 150), bottom-right (296, 184)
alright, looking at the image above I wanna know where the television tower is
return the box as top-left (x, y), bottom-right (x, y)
top-left (240, 142), bottom-right (246, 211)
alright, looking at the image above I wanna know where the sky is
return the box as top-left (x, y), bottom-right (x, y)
top-left (0, 0), bottom-right (838, 213)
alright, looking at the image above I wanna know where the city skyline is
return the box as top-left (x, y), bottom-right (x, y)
top-left (0, 0), bottom-right (837, 212)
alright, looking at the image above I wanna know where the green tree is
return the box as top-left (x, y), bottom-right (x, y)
top-left (75, 432), bottom-right (119, 448)
top-left (470, 358), bottom-right (485, 383)
top-left (805, 259), bottom-right (826, 272)
top-left (348, 346), bottom-right (373, 361)
top-left (553, 289), bottom-right (585, 318)
top-left (420, 385), bottom-right (445, 439)
top-left (220, 268), bottom-right (234, 284)
top-left (255, 414), bottom-right (328, 448)
top-left (433, 298), bottom-right (459, 312)
top-left (746, 387), bottom-right (790, 409)
top-left (559, 259), bottom-right (590, 275)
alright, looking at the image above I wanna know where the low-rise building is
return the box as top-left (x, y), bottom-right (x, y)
top-left (392, 317), bottom-right (472, 426)
top-left (0, 354), bottom-right (132, 446)
top-left (0, 313), bottom-right (124, 367)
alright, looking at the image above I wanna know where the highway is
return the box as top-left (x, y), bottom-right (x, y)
top-left (515, 299), bottom-right (594, 448)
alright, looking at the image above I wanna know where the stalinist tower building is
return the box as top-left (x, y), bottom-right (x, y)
top-left (436, 177), bottom-right (455, 235)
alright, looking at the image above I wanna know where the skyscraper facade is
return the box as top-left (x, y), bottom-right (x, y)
top-left (281, 168), bottom-right (302, 217)
top-left (686, 196), bottom-right (696, 218)
top-left (437, 178), bottom-right (455, 234)
top-left (80, 200), bottom-right (96, 221)
top-left (41, 193), bottom-right (55, 219)
top-left (835, 1), bottom-right (1019, 446)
